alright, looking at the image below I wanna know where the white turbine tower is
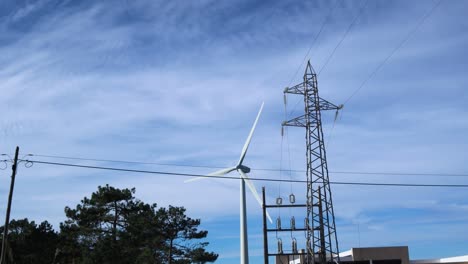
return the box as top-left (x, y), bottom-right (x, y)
top-left (185, 102), bottom-right (272, 264)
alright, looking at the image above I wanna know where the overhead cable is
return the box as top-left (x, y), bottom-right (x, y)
top-left (286, 0), bottom-right (341, 88)
top-left (343, 0), bottom-right (443, 104)
top-left (25, 154), bottom-right (468, 177)
top-left (318, 0), bottom-right (369, 76)
top-left (21, 159), bottom-right (468, 188)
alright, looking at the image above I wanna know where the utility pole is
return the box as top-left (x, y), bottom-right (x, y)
top-left (1, 146), bottom-right (19, 264)
top-left (282, 61), bottom-right (341, 264)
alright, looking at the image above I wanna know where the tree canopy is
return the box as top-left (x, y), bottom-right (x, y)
top-left (1, 185), bottom-right (218, 264)
top-left (0, 218), bottom-right (59, 264)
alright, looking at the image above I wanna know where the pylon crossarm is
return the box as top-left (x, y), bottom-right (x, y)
top-left (284, 83), bottom-right (307, 95)
top-left (282, 115), bottom-right (307, 127)
top-left (282, 113), bottom-right (320, 127)
top-left (317, 97), bottom-right (342, 111)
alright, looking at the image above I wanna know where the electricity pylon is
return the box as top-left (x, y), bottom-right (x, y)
top-left (282, 61), bottom-right (341, 264)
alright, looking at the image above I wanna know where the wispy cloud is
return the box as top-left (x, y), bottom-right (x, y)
top-left (0, 1), bottom-right (467, 262)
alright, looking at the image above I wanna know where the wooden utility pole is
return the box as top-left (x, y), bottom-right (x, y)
top-left (0, 146), bottom-right (19, 264)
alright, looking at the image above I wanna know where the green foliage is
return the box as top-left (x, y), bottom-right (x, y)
top-left (56, 184), bottom-right (218, 264)
top-left (156, 206), bottom-right (218, 264)
top-left (0, 218), bottom-right (59, 264)
top-left (0, 185), bottom-right (217, 263)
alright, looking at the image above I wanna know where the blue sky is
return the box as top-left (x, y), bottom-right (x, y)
top-left (1, 0), bottom-right (468, 263)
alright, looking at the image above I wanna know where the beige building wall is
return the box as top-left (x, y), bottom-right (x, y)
top-left (351, 246), bottom-right (410, 264)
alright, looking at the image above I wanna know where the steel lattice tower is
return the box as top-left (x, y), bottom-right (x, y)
top-left (282, 61), bottom-right (341, 264)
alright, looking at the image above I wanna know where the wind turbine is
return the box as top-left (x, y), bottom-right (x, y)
top-left (185, 102), bottom-right (272, 264)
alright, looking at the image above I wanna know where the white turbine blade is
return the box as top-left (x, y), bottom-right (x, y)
top-left (238, 170), bottom-right (273, 223)
top-left (238, 102), bottom-right (264, 166)
top-left (184, 167), bottom-right (237, 183)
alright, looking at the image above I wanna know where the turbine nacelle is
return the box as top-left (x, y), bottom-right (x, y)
top-left (237, 165), bottom-right (251, 174)
top-left (184, 102), bottom-right (273, 224)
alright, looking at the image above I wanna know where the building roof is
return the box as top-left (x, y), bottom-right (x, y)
top-left (339, 247), bottom-right (468, 264)
top-left (411, 255), bottom-right (468, 264)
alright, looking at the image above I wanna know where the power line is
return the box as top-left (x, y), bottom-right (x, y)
top-left (25, 154), bottom-right (468, 177)
top-left (318, 0), bottom-right (369, 76)
top-left (28, 154), bottom-right (220, 169)
top-left (332, 171), bottom-right (468, 177)
top-left (21, 159), bottom-right (468, 188)
top-left (343, 0), bottom-right (443, 105)
top-left (285, 0), bottom-right (367, 127)
top-left (285, 0), bottom-right (341, 120)
top-left (286, 0), bottom-right (341, 88)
